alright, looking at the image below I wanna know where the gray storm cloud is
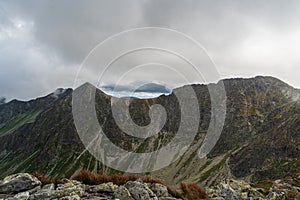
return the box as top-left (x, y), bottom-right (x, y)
top-left (0, 0), bottom-right (300, 100)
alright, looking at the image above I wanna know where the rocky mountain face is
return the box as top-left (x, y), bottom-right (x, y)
top-left (0, 76), bottom-right (299, 188)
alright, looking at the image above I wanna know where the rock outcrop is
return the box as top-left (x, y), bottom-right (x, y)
top-left (1, 173), bottom-right (300, 200)
top-left (0, 173), bottom-right (41, 195)
top-left (0, 173), bottom-right (181, 200)
top-left (207, 175), bottom-right (300, 200)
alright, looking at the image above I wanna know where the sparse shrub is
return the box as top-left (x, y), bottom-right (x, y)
top-left (110, 173), bottom-right (138, 185)
top-left (288, 190), bottom-right (300, 198)
top-left (71, 170), bottom-right (138, 185)
top-left (141, 176), bottom-right (183, 198)
top-left (70, 169), bottom-right (210, 200)
top-left (32, 172), bottom-right (64, 186)
top-left (71, 169), bottom-right (100, 185)
top-left (166, 185), bottom-right (183, 199)
top-left (141, 176), bottom-right (164, 184)
top-left (180, 182), bottom-right (210, 200)
top-left (96, 174), bottom-right (111, 184)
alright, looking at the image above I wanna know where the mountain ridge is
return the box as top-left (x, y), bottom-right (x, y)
top-left (0, 76), bottom-right (299, 188)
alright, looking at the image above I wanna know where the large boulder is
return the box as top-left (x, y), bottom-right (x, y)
top-left (207, 179), bottom-right (264, 200)
top-left (128, 186), bottom-right (151, 200)
top-left (56, 179), bottom-right (85, 198)
top-left (125, 180), bottom-right (156, 200)
top-left (0, 173), bottom-right (41, 194)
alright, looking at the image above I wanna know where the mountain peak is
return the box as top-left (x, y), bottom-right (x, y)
top-left (0, 97), bottom-right (5, 105)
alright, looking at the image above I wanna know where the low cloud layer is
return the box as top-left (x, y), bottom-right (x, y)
top-left (0, 0), bottom-right (300, 100)
top-left (100, 82), bottom-right (171, 98)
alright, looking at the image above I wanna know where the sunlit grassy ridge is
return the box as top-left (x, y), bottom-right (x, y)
top-left (0, 108), bottom-right (41, 136)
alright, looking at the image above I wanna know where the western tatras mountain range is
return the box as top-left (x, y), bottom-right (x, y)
top-left (0, 76), bottom-right (299, 187)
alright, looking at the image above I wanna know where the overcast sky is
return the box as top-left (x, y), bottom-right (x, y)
top-left (0, 0), bottom-right (300, 101)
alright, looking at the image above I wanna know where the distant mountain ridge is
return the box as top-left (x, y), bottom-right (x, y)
top-left (0, 76), bottom-right (299, 187)
top-left (100, 82), bottom-right (172, 98)
top-left (101, 82), bottom-right (171, 93)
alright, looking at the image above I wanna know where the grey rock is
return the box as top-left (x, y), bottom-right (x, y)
top-left (0, 193), bottom-right (14, 199)
top-left (158, 197), bottom-right (178, 200)
top-left (125, 181), bottom-right (156, 198)
top-left (128, 186), bottom-right (151, 200)
top-left (208, 179), bottom-right (265, 200)
top-left (86, 182), bottom-right (118, 193)
top-left (56, 180), bottom-right (85, 197)
top-left (0, 173), bottom-right (41, 194)
top-left (42, 183), bottom-right (55, 190)
top-left (28, 189), bottom-right (57, 200)
top-left (13, 191), bottom-right (30, 200)
top-left (114, 186), bottom-right (134, 200)
top-left (266, 191), bottom-right (288, 200)
top-left (27, 186), bottom-right (41, 194)
top-left (60, 194), bottom-right (81, 200)
top-left (149, 184), bottom-right (169, 197)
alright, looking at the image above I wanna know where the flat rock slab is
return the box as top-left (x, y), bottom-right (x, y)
top-left (0, 173), bottom-right (41, 194)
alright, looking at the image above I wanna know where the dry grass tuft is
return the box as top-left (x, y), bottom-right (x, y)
top-left (71, 170), bottom-right (138, 185)
top-left (66, 169), bottom-right (210, 199)
top-left (288, 190), bottom-right (300, 199)
top-left (70, 169), bottom-right (107, 185)
top-left (32, 172), bottom-right (64, 186)
top-left (180, 182), bottom-right (210, 200)
top-left (109, 173), bottom-right (138, 185)
top-left (141, 176), bottom-right (164, 184)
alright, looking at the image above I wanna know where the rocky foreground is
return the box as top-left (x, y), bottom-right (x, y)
top-left (0, 173), bottom-right (300, 200)
top-left (207, 178), bottom-right (300, 200)
top-left (2, 173), bottom-right (181, 200)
